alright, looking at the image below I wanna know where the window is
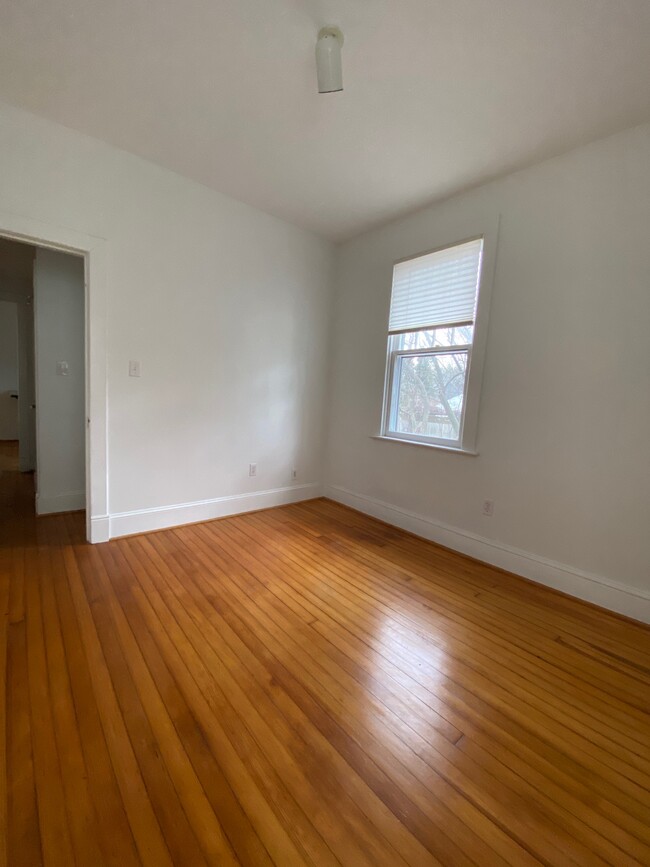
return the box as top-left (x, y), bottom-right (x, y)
top-left (382, 236), bottom-right (486, 451)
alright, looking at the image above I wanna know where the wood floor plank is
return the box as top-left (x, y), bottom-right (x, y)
top-left (122, 535), bottom-right (366, 867)
top-left (24, 531), bottom-right (76, 867)
top-left (47, 518), bottom-right (142, 867)
top-left (224, 508), bottom-right (643, 808)
top-left (95, 540), bottom-right (240, 866)
top-left (113, 535), bottom-right (312, 866)
top-left (159, 528), bottom-right (488, 864)
top-left (6, 619), bottom-right (43, 867)
top-left (2, 451), bottom-right (650, 867)
top-left (298, 499), bottom-right (650, 657)
top-left (37, 527), bottom-right (104, 867)
top-left (173, 524), bottom-right (556, 859)
top-left (70, 535), bottom-right (214, 867)
top-left (187, 516), bottom-right (636, 866)
top-left (279, 505), bottom-right (650, 716)
top-left (103, 544), bottom-right (276, 867)
top-left (58, 520), bottom-right (174, 867)
top-left (255, 508), bottom-right (650, 739)
top-left (239, 510), bottom-right (650, 799)
top-left (147, 531), bottom-right (446, 867)
top-left (221, 516), bottom-right (648, 860)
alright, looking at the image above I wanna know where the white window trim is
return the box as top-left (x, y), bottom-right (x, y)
top-left (371, 435), bottom-right (478, 455)
top-left (378, 215), bottom-right (500, 454)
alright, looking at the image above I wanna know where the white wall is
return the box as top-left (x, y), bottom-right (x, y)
top-left (34, 248), bottom-right (85, 513)
top-left (0, 299), bottom-right (18, 439)
top-left (326, 122), bottom-right (650, 622)
top-left (0, 101), bottom-right (333, 535)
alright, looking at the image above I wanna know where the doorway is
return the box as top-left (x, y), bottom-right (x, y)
top-left (0, 298), bottom-right (21, 495)
top-left (0, 211), bottom-right (108, 543)
top-left (0, 299), bottom-right (20, 454)
top-left (0, 238), bottom-right (86, 522)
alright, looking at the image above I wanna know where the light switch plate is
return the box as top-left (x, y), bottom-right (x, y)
top-left (56, 361), bottom-right (69, 376)
top-left (129, 360), bottom-right (141, 377)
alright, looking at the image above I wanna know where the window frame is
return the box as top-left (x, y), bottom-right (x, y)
top-left (384, 341), bottom-right (473, 448)
top-left (379, 222), bottom-right (498, 454)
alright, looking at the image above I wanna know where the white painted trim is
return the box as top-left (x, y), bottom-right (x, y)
top-left (0, 209), bottom-right (108, 544)
top-left (108, 483), bottom-right (322, 539)
top-left (379, 215), bottom-right (500, 454)
top-left (371, 435), bottom-right (478, 455)
top-left (326, 484), bottom-right (650, 624)
top-left (36, 490), bottom-right (85, 515)
top-left (90, 515), bottom-right (110, 543)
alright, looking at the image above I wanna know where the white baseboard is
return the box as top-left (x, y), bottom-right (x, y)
top-left (36, 490), bottom-right (85, 515)
top-left (89, 515), bottom-right (110, 544)
top-left (326, 484), bottom-right (650, 624)
top-left (108, 482), bottom-right (322, 539)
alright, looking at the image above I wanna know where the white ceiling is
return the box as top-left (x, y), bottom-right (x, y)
top-left (1, 0), bottom-right (650, 241)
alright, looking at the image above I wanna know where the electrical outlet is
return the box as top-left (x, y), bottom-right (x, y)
top-left (291, 468), bottom-right (298, 481)
top-left (249, 462), bottom-right (257, 478)
top-left (482, 499), bottom-right (495, 517)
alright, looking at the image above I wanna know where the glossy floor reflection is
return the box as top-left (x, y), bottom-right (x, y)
top-left (1, 473), bottom-right (649, 865)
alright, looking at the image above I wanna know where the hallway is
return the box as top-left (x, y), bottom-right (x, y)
top-left (0, 440), bottom-right (30, 517)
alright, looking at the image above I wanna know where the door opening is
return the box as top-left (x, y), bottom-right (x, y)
top-left (0, 237), bottom-right (86, 521)
top-left (0, 210), bottom-right (108, 543)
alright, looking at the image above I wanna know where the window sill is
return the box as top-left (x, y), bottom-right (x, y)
top-left (371, 435), bottom-right (478, 456)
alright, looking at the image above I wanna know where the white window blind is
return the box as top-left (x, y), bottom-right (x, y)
top-left (388, 237), bottom-right (483, 334)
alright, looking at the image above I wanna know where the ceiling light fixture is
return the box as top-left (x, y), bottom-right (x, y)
top-left (316, 27), bottom-right (344, 94)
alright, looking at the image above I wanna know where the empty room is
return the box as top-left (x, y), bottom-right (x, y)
top-left (0, 1), bottom-right (649, 865)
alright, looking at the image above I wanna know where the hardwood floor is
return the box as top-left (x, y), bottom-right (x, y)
top-left (2, 450), bottom-right (650, 865)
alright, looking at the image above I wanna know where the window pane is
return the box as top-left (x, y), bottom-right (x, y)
top-left (392, 351), bottom-right (468, 441)
top-left (394, 324), bottom-right (473, 351)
